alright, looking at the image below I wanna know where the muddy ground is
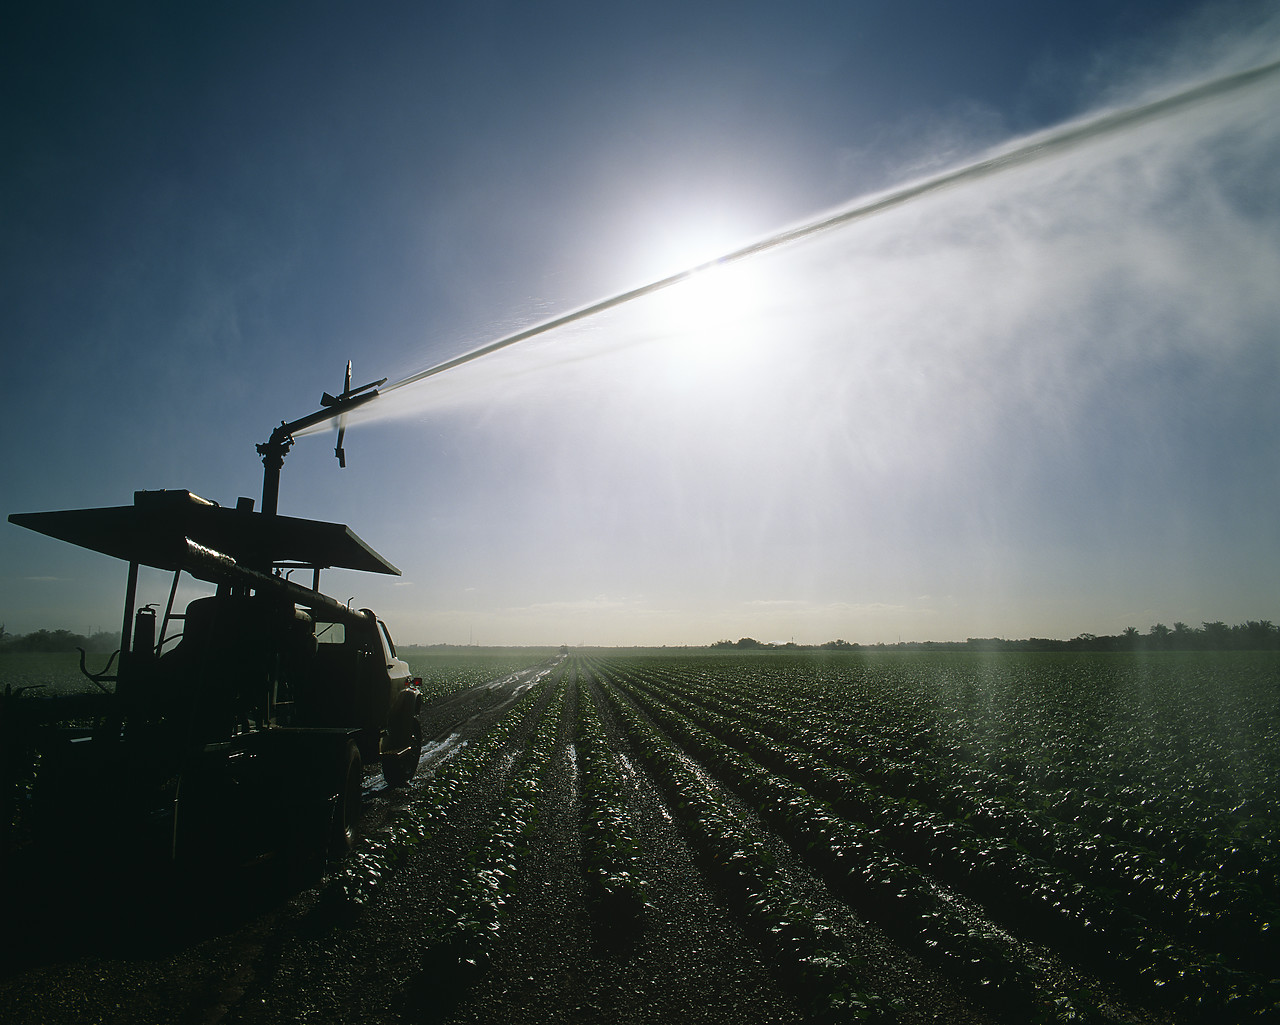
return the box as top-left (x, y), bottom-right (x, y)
top-left (0, 658), bottom-right (1164, 1025)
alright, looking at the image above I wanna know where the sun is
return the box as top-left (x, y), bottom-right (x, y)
top-left (594, 207), bottom-right (791, 399)
top-left (634, 241), bottom-right (777, 390)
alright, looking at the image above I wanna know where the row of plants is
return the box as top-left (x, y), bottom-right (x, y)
top-left (636, 654), bottom-right (1280, 921)
top-left (574, 670), bottom-right (650, 931)
top-left (412, 665), bottom-right (569, 970)
top-left (419, 663), bottom-right (570, 969)
top-left (588, 661), bottom-right (895, 1023)
top-left (609, 663), bottom-right (1275, 1021)
top-left (676, 650), bottom-right (1279, 797)
top-left (624, 659), bottom-right (1279, 973)
top-left (324, 662), bottom-right (561, 929)
top-left (596, 660), bottom-right (1080, 1023)
top-left (763, 654), bottom-right (1279, 857)
top-left (602, 652), bottom-right (1280, 1022)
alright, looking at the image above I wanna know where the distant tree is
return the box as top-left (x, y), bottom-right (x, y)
top-left (1241, 620), bottom-right (1280, 649)
top-left (1226, 620), bottom-right (1279, 650)
top-left (1201, 621), bottom-right (1231, 649)
top-left (1, 628), bottom-right (102, 653)
top-left (713, 622), bottom-right (1276, 652)
top-left (85, 630), bottom-right (117, 653)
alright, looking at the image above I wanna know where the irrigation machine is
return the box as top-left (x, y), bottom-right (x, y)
top-left (1, 366), bottom-right (423, 875)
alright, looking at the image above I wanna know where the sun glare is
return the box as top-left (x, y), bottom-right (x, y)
top-left (635, 239), bottom-right (778, 393)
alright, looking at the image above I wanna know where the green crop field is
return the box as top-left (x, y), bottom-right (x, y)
top-left (0, 651), bottom-right (97, 694)
top-left (329, 646), bottom-right (1280, 1022)
top-left (589, 649), bottom-right (1280, 1019)
top-left (4, 645), bottom-right (1277, 1023)
top-left (0, 647), bottom-right (563, 699)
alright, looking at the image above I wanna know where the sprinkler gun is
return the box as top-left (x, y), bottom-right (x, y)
top-left (256, 361), bottom-right (385, 516)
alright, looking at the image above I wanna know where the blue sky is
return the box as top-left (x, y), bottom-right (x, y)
top-left (3, 0), bottom-right (1277, 646)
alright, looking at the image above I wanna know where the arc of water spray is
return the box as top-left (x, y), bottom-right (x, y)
top-left (383, 56), bottom-right (1280, 396)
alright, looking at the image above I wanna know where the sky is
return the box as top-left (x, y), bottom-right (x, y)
top-left (3, 0), bottom-right (1278, 647)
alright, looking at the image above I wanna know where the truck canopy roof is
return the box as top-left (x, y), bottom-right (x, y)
top-left (8, 489), bottom-right (400, 576)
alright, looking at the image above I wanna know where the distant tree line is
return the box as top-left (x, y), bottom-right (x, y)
top-left (713, 620), bottom-right (1280, 653)
top-left (0, 625), bottom-right (118, 654)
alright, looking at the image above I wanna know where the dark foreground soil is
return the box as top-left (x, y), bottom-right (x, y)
top-left (0, 658), bottom-right (1175, 1025)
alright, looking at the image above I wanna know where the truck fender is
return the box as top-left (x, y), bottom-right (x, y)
top-left (380, 684), bottom-right (423, 788)
top-left (389, 682), bottom-right (422, 723)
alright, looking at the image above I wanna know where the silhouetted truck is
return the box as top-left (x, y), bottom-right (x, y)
top-left (3, 488), bottom-right (423, 871)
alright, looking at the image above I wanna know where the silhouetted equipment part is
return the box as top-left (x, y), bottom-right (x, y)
top-left (4, 396), bottom-right (421, 877)
top-left (257, 362), bottom-right (385, 517)
top-left (320, 360), bottom-right (384, 468)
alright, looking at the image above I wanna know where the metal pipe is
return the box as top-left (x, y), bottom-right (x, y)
top-left (181, 539), bottom-right (371, 626)
top-left (159, 568), bottom-right (181, 652)
top-left (119, 561), bottom-right (139, 687)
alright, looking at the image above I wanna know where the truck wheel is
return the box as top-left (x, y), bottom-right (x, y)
top-left (381, 714), bottom-right (422, 788)
top-left (330, 741), bottom-right (362, 856)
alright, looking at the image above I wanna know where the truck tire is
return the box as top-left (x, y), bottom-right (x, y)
top-left (330, 741), bottom-right (362, 856)
top-left (381, 712), bottom-right (422, 788)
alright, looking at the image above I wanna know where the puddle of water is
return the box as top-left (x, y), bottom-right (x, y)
top-left (420, 733), bottom-right (466, 768)
top-left (485, 664), bottom-right (551, 694)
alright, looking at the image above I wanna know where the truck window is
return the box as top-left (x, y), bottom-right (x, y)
top-left (316, 621), bottom-right (345, 645)
top-left (377, 620), bottom-right (397, 663)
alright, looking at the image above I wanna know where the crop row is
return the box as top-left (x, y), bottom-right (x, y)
top-left (325, 662), bottom-right (562, 936)
top-left (596, 653), bottom-right (1280, 1023)
top-left (627, 656), bottom-right (1280, 939)
top-left (619, 660), bottom-right (1279, 972)
top-left (640, 653), bottom-right (1279, 834)
top-left (590, 666), bottom-right (891, 1022)
top-left (610, 663), bottom-right (1278, 1021)
top-left (710, 654), bottom-right (1279, 873)
top-left (592, 660), bottom-right (1084, 1023)
top-left (417, 666), bottom-right (569, 968)
top-left (575, 674), bottom-right (650, 930)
